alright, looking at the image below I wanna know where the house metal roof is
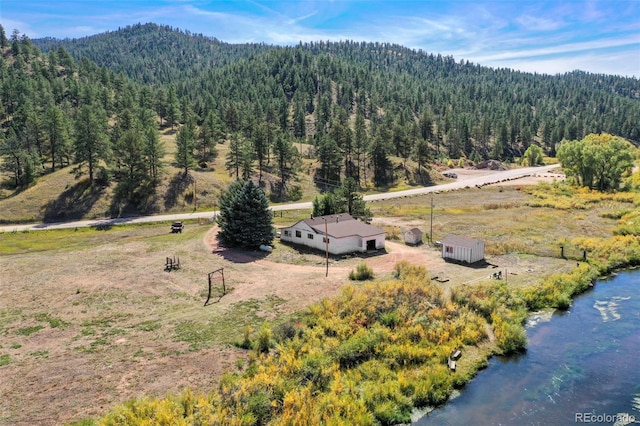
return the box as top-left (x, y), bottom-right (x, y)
top-left (442, 235), bottom-right (483, 248)
top-left (302, 214), bottom-right (385, 238)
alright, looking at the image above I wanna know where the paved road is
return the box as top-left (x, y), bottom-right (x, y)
top-left (0, 164), bottom-right (560, 232)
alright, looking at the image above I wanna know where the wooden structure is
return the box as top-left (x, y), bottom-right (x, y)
top-left (165, 255), bottom-right (181, 271)
top-left (442, 235), bottom-right (485, 264)
top-left (204, 268), bottom-right (225, 306)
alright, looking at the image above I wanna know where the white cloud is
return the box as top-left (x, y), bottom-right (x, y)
top-left (471, 35), bottom-right (640, 62)
top-left (515, 15), bottom-right (566, 32)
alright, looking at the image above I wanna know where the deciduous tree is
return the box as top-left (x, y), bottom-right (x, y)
top-left (557, 133), bottom-right (636, 190)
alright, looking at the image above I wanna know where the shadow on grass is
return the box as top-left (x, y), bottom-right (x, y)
top-left (443, 258), bottom-right (499, 269)
top-left (164, 172), bottom-right (194, 209)
top-left (212, 243), bottom-right (271, 264)
top-left (109, 179), bottom-right (160, 217)
top-left (42, 178), bottom-right (106, 222)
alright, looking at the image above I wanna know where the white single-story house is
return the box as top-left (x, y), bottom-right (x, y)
top-left (404, 228), bottom-right (423, 245)
top-left (280, 214), bottom-right (385, 255)
top-left (442, 235), bottom-right (485, 264)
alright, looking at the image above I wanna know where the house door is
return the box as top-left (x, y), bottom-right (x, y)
top-left (366, 239), bottom-right (376, 251)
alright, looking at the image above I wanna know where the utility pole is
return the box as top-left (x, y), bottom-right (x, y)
top-left (430, 196), bottom-right (434, 244)
top-left (325, 217), bottom-right (329, 277)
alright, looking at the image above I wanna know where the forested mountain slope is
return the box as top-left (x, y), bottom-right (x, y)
top-left (1, 23), bottom-right (638, 222)
top-left (35, 22), bottom-right (640, 160)
top-left (33, 23), bottom-right (272, 85)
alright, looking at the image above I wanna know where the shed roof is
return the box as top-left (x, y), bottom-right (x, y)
top-left (442, 235), bottom-right (483, 248)
top-left (302, 214), bottom-right (384, 238)
top-left (405, 227), bottom-right (423, 237)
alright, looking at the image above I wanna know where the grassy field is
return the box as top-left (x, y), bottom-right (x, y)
top-left (1, 181), bottom-right (638, 425)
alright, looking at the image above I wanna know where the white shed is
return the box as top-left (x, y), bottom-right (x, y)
top-left (404, 228), bottom-right (423, 245)
top-left (280, 214), bottom-right (385, 255)
top-left (442, 235), bottom-right (485, 264)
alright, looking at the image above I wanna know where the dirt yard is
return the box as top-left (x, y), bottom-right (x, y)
top-left (2, 225), bottom-right (456, 425)
top-left (0, 178), bottom-right (574, 425)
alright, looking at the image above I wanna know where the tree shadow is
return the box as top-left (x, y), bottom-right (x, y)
top-left (410, 167), bottom-right (434, 186)
top-left (212, 243), bottom-right (270, 264)
top-left (164, 172), bottom-right (194, 209)
top-left (42, 179), bottom-right (106, 222)
top-left (110, 179), bottom-right (161, 217)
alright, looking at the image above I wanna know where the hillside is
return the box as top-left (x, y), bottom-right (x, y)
top-left (1, 23), bottom-right (639, 223)
top-left (33, 23), bottom-right (272, 85)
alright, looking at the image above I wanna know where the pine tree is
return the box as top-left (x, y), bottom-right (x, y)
top-left (144, 126), bottom-right (164, 181)
top-left (217, 180), bottom-right (274, 249)
top-left (175, 116), bottom-right (196, 175)
top-left (74, 104), bottom-right (109, 186)
top-left (45, 105), bottom-right (71, 172)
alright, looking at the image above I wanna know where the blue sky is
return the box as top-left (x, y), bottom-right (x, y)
top-left (1, 0), bottom-right (639, 77)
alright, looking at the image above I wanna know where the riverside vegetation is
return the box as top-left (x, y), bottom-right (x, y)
top-left (95, 177), bottom-right (640, 425)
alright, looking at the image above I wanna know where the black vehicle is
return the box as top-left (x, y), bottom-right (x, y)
top-left (171, 221), bottom-right (184, 233)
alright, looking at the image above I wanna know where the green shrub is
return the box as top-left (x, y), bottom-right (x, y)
top-left (349, 263), bottom-right (374, 281)
top-left (491, 310), bottom-right (527, 354)
top-left (254, 323), bottom-right (273, 354)
top-left (0, 354), bottom-right (10, 366)
top-left (393, 261), bottom-right (428, 281)
top-left (334, 327), bottom-right (387, 368)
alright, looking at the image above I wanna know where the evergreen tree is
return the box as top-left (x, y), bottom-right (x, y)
top-left (197, 109), bottom-right (221, 164)
top-left (45, 105), bottom-right (71, 171)
top-left (315, 134), bottom-right (341, 187)
top-left (312, 177), bottom-right (372, 222)
top-left (413, 138), bottom-right (431, 183)
top-left (74, 104), bottom-right (109, 186)
top-left (115, 128), bottom-right (145, 195)
top-left (217, 180), bottom-right (274, 248)
top-left (272, 132), bottom-right (300, 193)
top-left (370, 131), bottom-right (392, 187)
top-left (165, 84), bottom-right (179, 129)
top-left (353, 111), bottom-right (369, 185)
top-left (144, 126), bottom-right (164, 181)
top-left (226, 132), bottom-right (249, 179)
top-left (0, 24), bottom-right (8, 48)
top-left (174, 116), bottom-right (196, 175)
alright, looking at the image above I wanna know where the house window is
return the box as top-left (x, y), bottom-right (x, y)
top-left (445, 246), bottom-right (453, 253)
top-left (323, 237), bottom-right (330, 243)
top-left (307, 233), bottom-right (314, 239)
top-left (295, 230), bottom-right (302, 238)
top-left (283, 230), bottom-right (290, 237)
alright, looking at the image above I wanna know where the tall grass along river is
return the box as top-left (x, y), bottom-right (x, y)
top-left (418, 270), bottom-right (640, 425)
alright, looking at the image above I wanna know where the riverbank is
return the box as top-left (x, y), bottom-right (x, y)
top-left (421, 269), bottom-right (640, 425)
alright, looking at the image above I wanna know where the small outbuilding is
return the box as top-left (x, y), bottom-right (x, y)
top-left (442, 235), bottom-right (485, 264)
top-left (280, 214), bottom-right (385, 255)
top-left (404, 228), bottom-right (423, 245)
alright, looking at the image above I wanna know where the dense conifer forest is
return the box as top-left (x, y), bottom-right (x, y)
top-left (2, 22), bottom-right (639, 214)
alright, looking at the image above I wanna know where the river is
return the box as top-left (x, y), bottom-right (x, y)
top-left (417, 270), bottom-right (640, 425)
